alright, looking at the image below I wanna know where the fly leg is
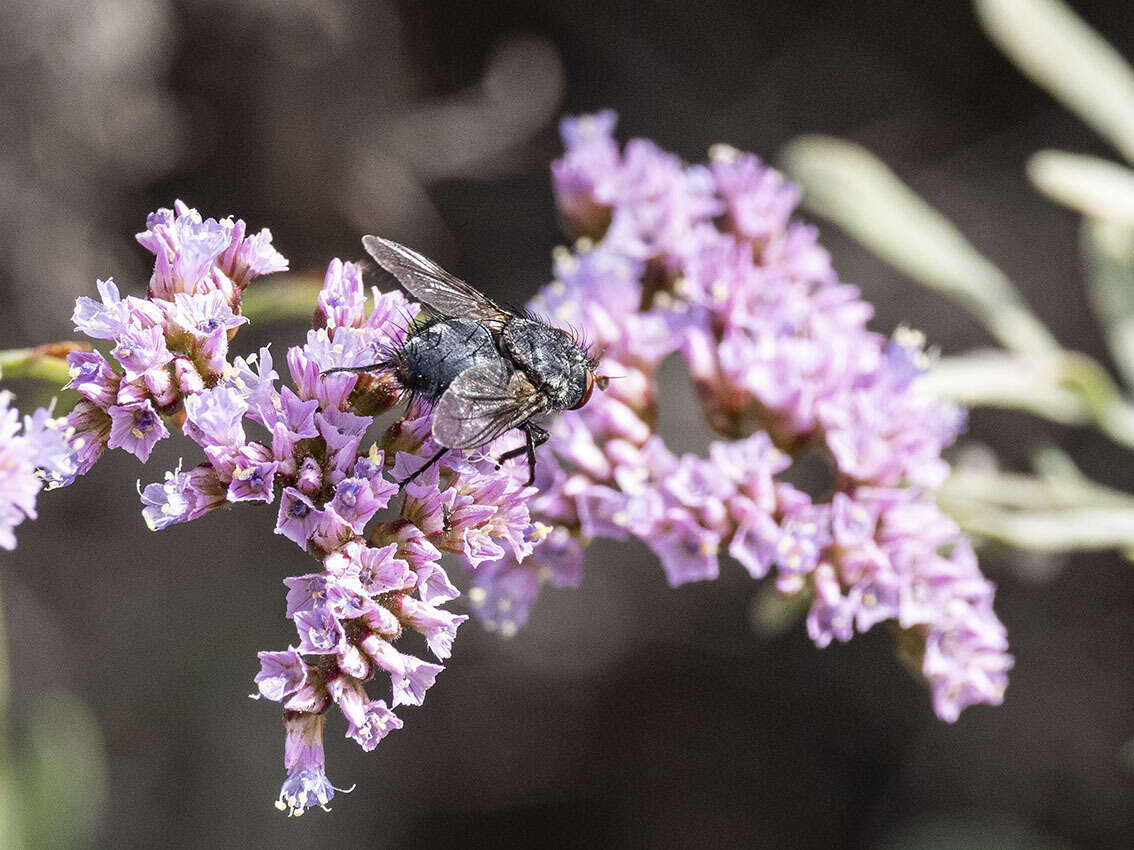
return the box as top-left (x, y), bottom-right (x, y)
top-left (495, 423), bottom-right (549, 486)
top-left (320, 362), bottom-right (383, 376)
top-left (399, 446), bottom-right (448, 487)
top-left (523, 424), bottom-right (550, 485)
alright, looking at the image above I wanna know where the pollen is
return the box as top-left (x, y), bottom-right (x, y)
top-left (947, 598), bottom-right (971, 619)
top-left (553, 246), bottom-right (580, 274)
top-left (893, 325), bottom-right (926, 349)
top-left (708, 142), bottom-right (741, 163)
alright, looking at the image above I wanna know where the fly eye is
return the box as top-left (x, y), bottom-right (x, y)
top-left (570, 370), bottom-right (595, 410)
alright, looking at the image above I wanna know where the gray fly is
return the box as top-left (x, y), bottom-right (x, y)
top-left (328, 236), bottom-right (608, 486)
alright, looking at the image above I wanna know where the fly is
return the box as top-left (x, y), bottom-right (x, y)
top-left (328, 236), bottom-right (608, 486)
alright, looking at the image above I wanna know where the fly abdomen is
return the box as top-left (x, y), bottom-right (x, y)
top-left (396, 316), bottom-right (501, 401)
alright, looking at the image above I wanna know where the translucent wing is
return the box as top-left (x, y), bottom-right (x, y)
top-left (432, 360), bottom-right (548, 449)
top-left (362, 235), bottom-right (508, 328)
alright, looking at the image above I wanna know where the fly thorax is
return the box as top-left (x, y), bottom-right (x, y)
top-left (503, 319), bottom-right (589, 410)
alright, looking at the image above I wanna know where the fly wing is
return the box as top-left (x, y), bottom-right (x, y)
top-left (362, 235), bottom-right (509, 328)
top-left (432, 360), bottom-right (548, 449)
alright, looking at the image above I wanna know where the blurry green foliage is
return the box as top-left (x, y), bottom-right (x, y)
top-left (0, 686), bottom-right (107, 849)
top-left (782, 0), bottom-right (1134, 563)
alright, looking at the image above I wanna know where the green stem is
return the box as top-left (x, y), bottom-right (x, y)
top-left (1057, 351), bottom-right (1134, 450)
top-left (1, 275), bottom-right (325, 393)
top-left (950, 505), bottom-right (1134, 553)
top-left (923, 351), bottom-right (1088, 426)
top-left (941, 467), bottom-right (1134, 512)
top-left (239, 274), bottom-right (324, 324)
top-left (0, 348), bottom-right (73, 387)
top-left (779, 134), bottom-right (1059, 356)
top-left (0, 575), bottom-right (12, 850)
top-left (939, 466), bottom-right (1134, 556)
top-left (781, 134), bottom-right (1134, 450)
top-left (1082, 219), bottom-right (1134, 390)
top-left (976, 0), bottom-right (1134, 166)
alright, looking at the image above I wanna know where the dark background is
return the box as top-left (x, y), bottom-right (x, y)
top-left (2, 0), bottom-right (1132, 847)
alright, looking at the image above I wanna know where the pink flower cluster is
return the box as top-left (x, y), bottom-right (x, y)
top-left (65, 201), bottom-right (288, 474)
top-left (55, 203), bottom-right (542, 814)
top-left (470, 111), bottom-right (1011, 724)
top-left (4, 110), bottom-right (1018, 815)
top-left (0, 392), bottom-right (77, 550)
top-left (249, 277), bottom-right (539, 814)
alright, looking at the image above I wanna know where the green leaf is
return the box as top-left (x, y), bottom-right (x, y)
top-left (779, 135), bottom-right (1057, 356)
top-left (781, 135), bottom-right (1134, 448)
top-left (1029, 442), bottom-right (1087, 483)
top-left (955, 505), bottom-right (1134, 552)
top-left (976, 0), bottom-right (1134, 165)
top-left (1028, 150), bottom-right (1134, 225)
top-left (941, 466), bottom-right (1134, 513)
top-left (15, 691), bottom-right (108, 849)
top-left (939, 458), bottom-right (1134, 556)
top-left (748, 584), bottom-right (812, 637)
top-left (922, 351), bottom-right (1086, 425)
top-left (1082, 218), bottom-right (1134, 389)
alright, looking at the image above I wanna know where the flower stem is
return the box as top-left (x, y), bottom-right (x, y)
top-left (0, 274), bottom-right (325, 393)
top-left (779, 134), bottom-right (1059, 356)
top-left (0, 344), bottom-right (85, 387)
top-left (976, 0), bottom-right (1134, 166)
top-left (0, 575), bottom-right (12, 849)
top-left (239, 273), bottom-right (324, 324)
top-left (938, 466), bottom-right (1134, 558)
top-left (781, 135), bottom-right (1134, 450)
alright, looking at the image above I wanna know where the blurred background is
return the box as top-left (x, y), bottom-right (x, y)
top-left (1, 0), bottom-right (1132, 847)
